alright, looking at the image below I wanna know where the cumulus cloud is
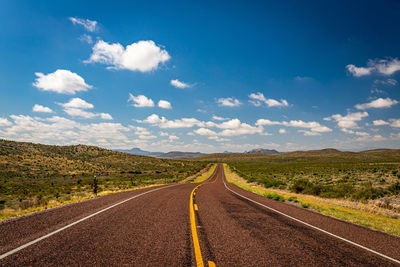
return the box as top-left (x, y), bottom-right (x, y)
top-left (60, 98), bottom-right (94, 109)
top-left (347, 58), bottom-right (400, 77)
top-left (128, 93), bottom-right (155, 107)
top-left (298, 130), bottom-right (321, 136)
top-left (217, 97), bottom-right (241, 107)
top-left (158, 100), bottom-right (172, 109)
top-left (0, 115), bottom-right (134, 149)
top-left (193, 119), bottom-right (263, 137)
top-left (85, 40), bottom-right (170, 72)
top-left (256, 119), bottom-right (331, 133)
top-left (279, 128), bottom-right (286, 134)
top-left (355, 98), bottom-right (398, 110)
top-left (249, 92), bottom-right (288, 107)
top-left (139, 114), bottom-right (204, 128)
top-left (59, 98), bottom-right (112, 120)
top-left (33, 69), bottom-right (92, 95)
top-left (324, 112), bottom-right (368, 129)
top-left (390, 119), bottom-right (400, 128)
top-left (33, 104), bottom-right (53, 113)
top-left (346, 64), bottom-right (373, 77)
top-left (170, 79), bottom-right (191, 89)
top-left (208, 136), bottom-right (230, 142)
top-left (168, 135), bottom-right (179, 141)
top-left (0, 118), bottom-right (12, 126)
top-left (194, 128), bottom-right (217, 136)
top-left (372, 120), bottom-right (389, 126)
top-left (212, 115), bottom-right (229, 121)
top-left (69, 17), bottom-right (98, 32)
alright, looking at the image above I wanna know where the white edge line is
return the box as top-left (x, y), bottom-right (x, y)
top-left (222, 176), bottom-right (400, 265)
top-left (0, 184), bottom-right (178, 260)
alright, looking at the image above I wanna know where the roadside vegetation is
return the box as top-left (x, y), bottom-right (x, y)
top-left (223, 163), bottom-right (400, 236)
top-left (193, 163), bottom-right (217, 183)
top-left (0, 140), bottom-right (206, 221)
top-left (201, 149), bottom-right (400, 213)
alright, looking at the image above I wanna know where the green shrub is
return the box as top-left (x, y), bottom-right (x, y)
top-left (301, 202), bottom-right (310, 208)
top-left (264, 192), bottom-right (285, 201)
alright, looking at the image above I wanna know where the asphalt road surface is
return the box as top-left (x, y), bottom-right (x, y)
top-left (1, 164), bottom-right (399, 266)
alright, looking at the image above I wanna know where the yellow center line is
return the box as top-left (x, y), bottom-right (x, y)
top-left (194, 204), bottom-right (199, 211)
top-left (190, 164), bottom-right (219, 267)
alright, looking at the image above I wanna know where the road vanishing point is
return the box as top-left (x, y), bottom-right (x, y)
top-left (1, 164), bottom-right (399, 266)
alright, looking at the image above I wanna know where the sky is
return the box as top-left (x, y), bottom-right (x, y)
top-left (0, 0), bottom-right (399, 153)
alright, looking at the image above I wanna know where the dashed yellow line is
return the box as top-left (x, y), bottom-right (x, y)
top-left (190, 164), bottom-right (219, 267)
top-left (190, 184), bottom-right (205, 267)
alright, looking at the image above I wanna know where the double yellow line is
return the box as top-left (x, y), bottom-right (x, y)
top-left (189, 165), bottom-right (218, 267)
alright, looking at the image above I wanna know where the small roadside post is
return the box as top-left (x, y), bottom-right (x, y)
top-left (93, 175), bottom-right (98, 196)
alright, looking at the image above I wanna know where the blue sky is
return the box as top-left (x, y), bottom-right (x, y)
top-left (0, 0), bottom-right (399, 152)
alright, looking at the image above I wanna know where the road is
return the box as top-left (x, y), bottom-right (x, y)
top-left (1, 164), bottom-right (399, 266)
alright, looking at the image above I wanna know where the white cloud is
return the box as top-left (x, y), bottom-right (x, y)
top-left (390, 119), bottom-right (400, 128)
top-left (217, 97), bottom-right (241, 107)
top-left (324, 112), bottom-right (368, 129)
top-left (212, 115), bottom-right (229, 121)
top-left (374, 79), bottom-right (398, 86)
top-left (99, 113), bottom-right (113, 120)
top-left (249, 92), bottom-right (288, 107)
top-left (69, 17), bottom-right (98, 32)
top-left (86, 40), bottom-right (170, 72)
top-left (79, 34), bottom-right (93, 44)
top-left (33, 69), bottom-right (92, 94)
top-left (128, 93), bottom-right (154, 107)
top-left (59, 98), bottom-right (112, 120)
top-left (0, 118), bottom-right (12, 126)
top-left (341, 128), bottom-right (369, 136)
top-left (60, 98), bottom-right (94, 109)
top-left (346, 64), bottom-right (373, 77)
top-left (168, 135), bottom-right (179, 141)
top-left (355, 98), bottom-right (398, 110)
top-left (194, 119), bottom-right (263, 137)
top-left (63, 108), bottom-right (97, 118)
top-left (0, 115), bottom-right (132, 149)
top-left (208, 136), bottom-right (230, 142)
top-left (159, 131), bottom-right (169, 136)
top-left (139, 114), bottom-right (204, 128)
top-left (170, 79), bottom-right (191, 89)
top-left (194, 128), bottom-right (217, 136)
top-left (298, 130), bottom-right (321, 136)
top-left (347, 58), bottom-right (400, 77)
top-left (256, 119), bottom-right (331, 133)
top-left (158, 100), bottom-right (172, 109)
top-left (33, 104), bottom-right (53, 113)
top-left (372, 120), bottom-right (389, 126)
top-left (139, 135), bottom-right (157, 140)
top-left (355, 134), bottom-right (386, 142)
top-left (279, 128), bottom-right (286, 134)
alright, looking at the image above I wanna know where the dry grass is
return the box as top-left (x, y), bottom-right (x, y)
top-left (193, 164), bottom-right (217, 183)
top-left (0, 183), bottom-right (165, 222)
top-left (223, 164), bottom-right (400, 237)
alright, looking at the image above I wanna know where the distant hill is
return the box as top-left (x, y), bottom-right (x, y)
top-left (0, 139), bottom-right (206, 180)
top-left (198, 148), bottom-right (400, 161)
top-left (157, 151), bottom-right (206, 159)
top-left (116, 147), bottom-right (162, 156)
top-left (116, 148), bottom-right (206, 159)
top-left (245, 148), bottom-right (280, 155)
